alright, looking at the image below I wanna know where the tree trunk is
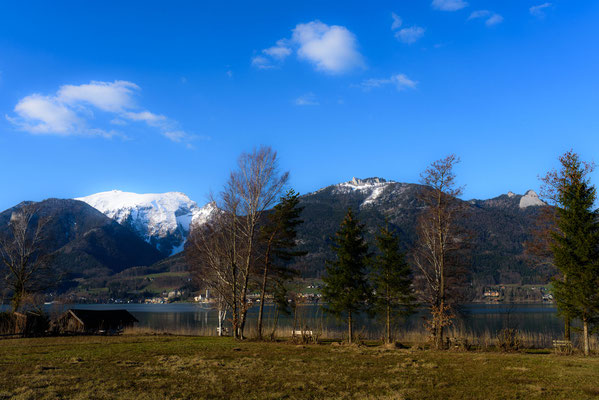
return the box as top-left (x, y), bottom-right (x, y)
top-left (386, 303), bottom-right (391, 344)
top-left (583, 318), bottom-right (590, 356)
top-left (239, 307), bottom-right (248, 340)
top-left (270, 305), bottom-right (280, 340)
top-left (257, 249), bottom-right (271, 340)
top-left (564, 317), bottom-right (571, 341)
top-left (217, 304), bottom-right (227, 337)
top-left (348, 310), bottom-right (353, 344)
top-left (11, 287), bottom-right (24, 313)
top-left (292, 304), bottom-right (298, 338)
top-left (435, 300), bottom-right (445, 350)
top-left (437, 194), bottom-right (446, 351)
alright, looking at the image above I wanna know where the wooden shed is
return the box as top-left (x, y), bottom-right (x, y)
top-left (0, 312), bottom-right (48, 337)
top-left (52, 309), bottom-right (138, 334)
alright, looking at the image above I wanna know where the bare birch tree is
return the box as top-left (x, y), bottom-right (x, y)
top-left (413, 155), bottom-right (467, 350)
top-left (187, 146), bottom-right (289, 339)
top-left (0, 204), bottom-right (52, 312)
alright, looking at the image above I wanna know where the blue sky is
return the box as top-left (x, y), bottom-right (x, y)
top-left (0, 1), bottom-right (598, 210)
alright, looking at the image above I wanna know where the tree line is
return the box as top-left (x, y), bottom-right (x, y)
top-left (184, 148), bottom-right (469, 348)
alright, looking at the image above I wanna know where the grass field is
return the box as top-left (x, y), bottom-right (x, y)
top-left (1, 335), bottom-right (599, 399)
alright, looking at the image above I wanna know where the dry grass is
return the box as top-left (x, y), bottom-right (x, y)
top-left (123, 324), bottom-right (598, 353)
top-left (1, 335), bottom-right (598, 399)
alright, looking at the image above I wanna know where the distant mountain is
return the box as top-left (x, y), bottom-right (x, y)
top-left (291, 177), bottom-right (550, 285)
top-left (76, 190), bottom-right (216, 256)
top-left (0, 180), bottom-right (552, 299)
top-left (470, 189), bottom-right (545, 209)
top-left (0, 199), bottom-right (163, 288)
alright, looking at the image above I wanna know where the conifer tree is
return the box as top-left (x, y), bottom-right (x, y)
top-left (322, 208), bottom-right (371, 344)
top-left (256, 189), bottom-right (305, 339)
top-left (372, 225), bottom-right (416, 344)
top-left (542, 151), bottom-right (599, 355)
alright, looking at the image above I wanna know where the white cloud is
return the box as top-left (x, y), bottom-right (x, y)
top-left (395, 26), bottom-right (425, 44)
top-left (251, 55), bottom-right (275, 69)
top-left (263, 39), bottom-right (292, 60)
top-left (485, 14), bottom-right (504, 26)
top-left (57, 80), bottom-right (138, 112)
top-left (294, 93), bottom-right (319, 106)
top-left (121, 111), bottom-right (166, 126)
top-left (468, 10), bottom-right (491, 20)
top-left (469, 10), bottom-right (503, 27)
top-left (359, 73), bottom-right (418, 91)
top-left (292, 21), bottom-right (364, 73)
top-left (8, 80), bottom-right (190, 144)
top-left (432, 0), bottom-right (468, 11)
top-left (9, 94), bottom-right (82, 135)
top-left (162, 130), bottom-right (187, 142)
top-left (391, 13), bottom-right (403, 30)
top-left (253, 20), bottom-right (364, 74)
top-left (530, 3), bottom-right (552, 18)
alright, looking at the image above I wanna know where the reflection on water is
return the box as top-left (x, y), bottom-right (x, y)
top-left (28, 302), bottom-right (564, 336)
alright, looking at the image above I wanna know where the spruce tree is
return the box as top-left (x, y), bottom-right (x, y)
top-left (322, 208), bottom-right (371, 344)
top-left (372, 225), bottom-right (416, 344)
top-left (547, 151), bottom-right (599, 356)
top-left (256, 189), bottom-right (305, 339)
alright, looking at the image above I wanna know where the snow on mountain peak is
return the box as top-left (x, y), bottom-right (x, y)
top-left (330, 177), bottom-right (395, 208)
top-left (350, 177), bottom-right (388, 186)
top-left (75, 190), bottom-right (215, 255)
top-left (519, 190), bottom-right (545, 209)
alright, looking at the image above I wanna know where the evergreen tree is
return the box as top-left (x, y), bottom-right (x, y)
top-left (256, 189), bottom-right (305, 339)
top-left (322, 208), bottom-right (371, 344)
top-left (372, 225), bottom-right (416, 344)
top-left (545, 151), bottom-right (599, 356)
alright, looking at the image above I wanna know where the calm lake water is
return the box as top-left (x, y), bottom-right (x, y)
top-left (26, 302), bottom-right (564, 337)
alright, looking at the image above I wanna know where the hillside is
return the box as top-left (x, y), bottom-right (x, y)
top-left (0, 199), bottom-right (163, 290)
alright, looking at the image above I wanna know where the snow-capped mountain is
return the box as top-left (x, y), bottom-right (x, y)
top-left (316, 177), bottom-right (416, 210)
top-left (292, 177), bottom-right (550, 283)
top-left (76, 190), bottom-right (216, 256)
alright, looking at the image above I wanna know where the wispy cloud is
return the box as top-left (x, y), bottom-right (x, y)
top-left (390, 13), bottom-right (425, 44)
top-left (391, 13), bottom-right (403, 30)
top-left (468, 10), bottom-right (491, 20)
top-left (359, 73), bottom-right (418, 92)
top-left (530, 3), bottom-right (552, 18)
top-left (485, 14), bottom-right (504, 26)
top-left (469, 10), bottom-right (504, 26)
top-left (263, 39), bottom-right (292, 60)
top-left (7, 80), bottom-right (193, 144)
top-left (395, 26), bottom-right (426, 44)
top-left (432, 0), bottom-right (468, 11)
top-left (251, 55), bottom-right (276, 69)
top-left (294, 93), bottom-right (319, 106)
top-left (252, 20), bottom-right (364, 74)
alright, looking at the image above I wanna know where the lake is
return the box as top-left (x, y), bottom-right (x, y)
top-left (23, 302), bottom-right (565, 338)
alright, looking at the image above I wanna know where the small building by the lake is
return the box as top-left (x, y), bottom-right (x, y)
top-left (0, 312), bottom-right (48, 337)
top-left (52, 309), bottom-right (138, 335)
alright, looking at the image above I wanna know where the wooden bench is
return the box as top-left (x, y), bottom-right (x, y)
top-left (216, 327), bottom-right (229, 335)
top-left (293, 330), bottom-right (313, 337)
top-left (552, 339), bottom-right (573, 354)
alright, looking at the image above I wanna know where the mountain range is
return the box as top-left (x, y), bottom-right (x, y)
top-left (0, 178), bottom-right (550, 298)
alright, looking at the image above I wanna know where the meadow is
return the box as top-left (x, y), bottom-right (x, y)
top-left (1, 335), bottom-right (599, 399)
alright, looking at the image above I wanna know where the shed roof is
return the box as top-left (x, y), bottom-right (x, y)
top-left (66, 309), bottom-right (138, 326)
